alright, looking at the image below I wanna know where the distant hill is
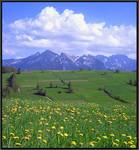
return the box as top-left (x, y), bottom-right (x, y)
top-left (3, 50), bottom-right (136, 71)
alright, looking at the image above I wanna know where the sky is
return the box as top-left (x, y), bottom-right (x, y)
top-left (2, 2), bottom-right (137, 59)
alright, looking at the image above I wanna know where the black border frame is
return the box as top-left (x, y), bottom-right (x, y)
top-left (0, 0), bottom-right (138, 149)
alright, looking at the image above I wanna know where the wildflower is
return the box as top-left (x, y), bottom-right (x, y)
top-left (96, 137), bottom-right (101, 141)
top-left (10, 133), bottom-right (14, 136)
top-left (109, 133), bottom-right (114, 137)
top-left (130, 145), bottom-right (136, 148)
top-left (91, 128), bottom-right (95, 131)
top-left (51, 126), bottom-right (56, 129)
top-left (2, 136), bottom-right (6, 140)
top-left (43, 139), bottom-right (47, 144)
top-left (79, 133), bottom-right (83, 136)
top-left (23, 136), bottom-right (30, 140)
top-left (112, 142), bottom-right (118, 147)
top-left (71, 140), bottom-right (77, 146)
top-left (60, 126), bottom-right (64, 130)
top-left (121, 134), bottom-right (126, 136)
top-left (123, 141), bottom-right (127, 145)
top-left (13, 136), bottom-right (19, 140)
top-left (108, 121), bottom-right (112, 124)
top-left (128, 141), bottom-right (133, 145)
top-left (37, 136), bottom-right (42, 140)
top-left (115, 139), bottom-right (119, 143)
top-left (127, 135), bottom-right (132, 140)
top-left (104, 115), bottom-right (107, 118)
top-left (103, 135), bottom-right (108, 139)
top-left (15, 143), bottom-right (21, 146)
top-left (38, 130), bottom-right (42, 133)
top-left (25, 129), bottom-right (29, 133)
top-left (63, 133), bottom-right (68, 137)
top-left (89, 141), bottom-right (95, 147)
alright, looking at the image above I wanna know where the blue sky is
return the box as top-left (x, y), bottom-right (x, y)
top-left (2, 2), bottom-right (137, 59)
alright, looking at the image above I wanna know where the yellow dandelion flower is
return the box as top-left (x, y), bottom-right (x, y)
top-left (38, 130), bottom-right (42, 133)
top-left (130, 145), bottom-right (136, 148)
top-left (63, 133), bottom-right (68, 137)
top-left (103, 135), bottom-right (108, 139)
top-left (2, 136), bottom-right (6, 140)
top-left (10, 133), bottom-right (14, 136)
top-left (123, 141), bottom-right (127, 145)
top-left (13, 136), bottom-right (19, 140)
top-left (108, 121), bottom-right (112, 124)
top-left (112, 142), bottom-right (118, 147)
top-left (128, 141), bottom-right (133, 145)
top-left (25, 129), bottom-right (29, 133)
top-left (91, 128), bottom-right (95, 131)
top-left (15, 143), bottom-right (21, 146)
top-left (37, 136), bottom-right (42, 140)
top-left (97, 137), bottom-right (101, 141)
top-left (115, 139), bottom-right (119, 143)
top-left (43, 139), bottom-right (47, 144)
top-left (23, 136), bottom-right (30, 140)
top-left (104, 115), bottom-right (107, 118)
top-left (60, 126), bottom-right (64, 130)
top-left (79, 133), bottom-right (83, 136)
top-left (127, 136), bottom-right (132, 140)
top-left (51, 126), bottom-right (56, 129)
top-left (109, 133), bottom-right (114, 137)
top-left (71, 140), bottom-right (77, 146)
top-left (89, 141), bottom-right (95, 147)
top-left (121, 134), bottom-right (126, 136)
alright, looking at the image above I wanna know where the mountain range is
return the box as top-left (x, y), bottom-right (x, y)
top-left (3, 50), bottom-right (136, 71)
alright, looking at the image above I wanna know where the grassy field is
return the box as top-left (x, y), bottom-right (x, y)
top-left (2, 70), bottom-right (137, 148)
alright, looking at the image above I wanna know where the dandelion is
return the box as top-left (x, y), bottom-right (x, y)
top-left (96, 137), bottom-right (101, 141)
top-left (79, 133), bottom-right (83, 136)
top-left (130, 145), bottom-right (136, 148)
top-left (23, 136), bottom-right (30, 140)
top-left (109, 133), bottom-right (114, 137)
top-left (115, 139), bottom-right (119, 143)
top-left (121, 134), bottom-right (126, 137)
top-left (127, 135), bottom-right (132, 140)
top-left (13, 136), bottom-right (19, 140)
top-left (112, 142), bottom-right (118, 147)
top-left (15, 143), bottom-right (21, 146)
top-left (43, 139), bottom-right (47, 144)
top-left (89, 141), bottom-right (95, 147)
top-left (123, 141), bottom-right (127, 145)
top-left (51, 126), bottom-right (56, 129)
top-left (25, 129), bottom-right (29, 133)
top-left (10, 133), bottom-right (14, 136)
top-left (71, 140), bottom-right (77, 146)
top-left (2, 136), bottom-right (6, 140)
top-left (128, 141), bottom-right (133, 145)
top-left (60, 126), bottom-right (64, 130)
top-left (103, 135), bottom-right (108, 139)
top-left (108, 121), bottom-right (112, 124)
top-left (37, 136), bottom-right (42, 140)
top-left (63, 133), bottom-right (68, 137)
top-left (38, 130), bottom-right (42, 133)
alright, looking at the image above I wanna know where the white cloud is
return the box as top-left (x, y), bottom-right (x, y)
top-left (3, 6), bottom-right (136, 59)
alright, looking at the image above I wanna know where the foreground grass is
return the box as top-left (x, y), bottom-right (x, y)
top-left (2, 98), bottom-right (136, 148)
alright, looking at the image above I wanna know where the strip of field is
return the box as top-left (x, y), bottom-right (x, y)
top-left (39, 80), bottom-right (88, 82)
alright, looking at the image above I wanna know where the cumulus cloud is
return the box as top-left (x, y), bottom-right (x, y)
top-left (3, 6), bottom-right (136, 59)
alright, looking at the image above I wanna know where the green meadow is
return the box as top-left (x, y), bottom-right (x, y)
top-left (2, 70), bottom-right (137, 148)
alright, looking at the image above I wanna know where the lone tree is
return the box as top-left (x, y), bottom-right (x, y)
top-left (17, 68), bottom-right (21, 74)
top-left (115, 69), bottom-right (120, 73)
top-left (49, 82), bottom-right (53, 88)
top-left (36, 82), bottom-right (40, 90)
top-left (7, 73), bottom-right (20, 92)
top-left (67, 81), bottom-right (73, 93)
